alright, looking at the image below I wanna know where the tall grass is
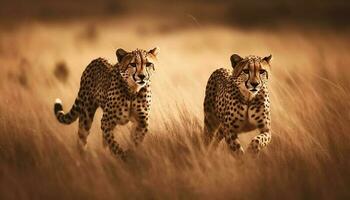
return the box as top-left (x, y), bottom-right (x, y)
top-left (0, 19), bottom-right (349, 199)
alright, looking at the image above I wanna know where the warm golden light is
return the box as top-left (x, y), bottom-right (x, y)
top-left (0, 1), bottom-right (349, 199)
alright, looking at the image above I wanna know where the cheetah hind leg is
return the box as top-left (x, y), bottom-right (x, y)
top-left (77, 117), bottom-right (91, 154)
top-left (77, 105), bottom-right (97, 152)
top-left (203, 114), bottom-right (220, 147)
top-left (210, 125), bottom-right (225, 149)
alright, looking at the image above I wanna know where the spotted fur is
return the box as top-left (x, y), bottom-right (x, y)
top-left (54, 47), bottom-right (159, 160)
top-left (203, 54), bottom-right (272, 156)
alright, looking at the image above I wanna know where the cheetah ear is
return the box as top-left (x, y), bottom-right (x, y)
top-left (148, 47), bottom-right (159, 57)
top-left (230, 54), bottom-right (243, 68)
top-left (116, 48), bottom-right (128, 63)
top-left (263, 55), bottom-right (272, 64)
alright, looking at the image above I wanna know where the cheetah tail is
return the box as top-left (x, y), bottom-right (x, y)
top-left (54, 98), bottom-right (79, 124)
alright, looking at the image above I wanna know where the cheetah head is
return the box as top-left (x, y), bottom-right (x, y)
top-left (231, 54), bottom-right (272, 98)
top-left (116, 47), bottom-right (159, 93)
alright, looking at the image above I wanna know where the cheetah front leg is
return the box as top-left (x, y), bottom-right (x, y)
top-left (247, 102), bottom-right (272, 155)
top-left (131, 116), bottom-right (149, 148)
top-left (130, 89), bottom-right (151, 148)
top-left (247, 128), bottom-right (272, 155)
top-left (101, 114), bottom-right (126, 160)
top-left (225, 131), bottom-right (244, 156)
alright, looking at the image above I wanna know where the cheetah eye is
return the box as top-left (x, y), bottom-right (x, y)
top-left (259, 70), bottom-right (266, 74)
top-left (129, 63), bottom-right (137, 68)
top-left (242, 69), bottom-right (250, 74)
top-left (146, 62), bottom-right (153, 67)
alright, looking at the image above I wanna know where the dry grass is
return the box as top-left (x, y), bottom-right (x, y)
top-left (0, 18), bottom-right (349, 200)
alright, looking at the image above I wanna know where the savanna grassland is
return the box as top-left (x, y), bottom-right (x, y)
top-left (0, 16), bottom-right (349, 200)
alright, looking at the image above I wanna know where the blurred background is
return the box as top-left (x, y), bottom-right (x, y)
top-left (1, 0), bottom-right (350, 29)
top-left (0, 1), bottom-right (349, 200)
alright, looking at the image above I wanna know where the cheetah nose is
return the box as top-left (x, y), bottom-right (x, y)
top-left (251, 82), bottom-right (259, 88)
top-left (138, 74), bottom-right (146, 80)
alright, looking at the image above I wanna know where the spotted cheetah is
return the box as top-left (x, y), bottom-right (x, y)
top-left (203, 54), bottom-right (272, 156)
top-left (54, 47), bottom-right (158, 160)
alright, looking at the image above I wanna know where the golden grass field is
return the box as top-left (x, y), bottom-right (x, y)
top-left (0, 17), bottom-right (349, 199)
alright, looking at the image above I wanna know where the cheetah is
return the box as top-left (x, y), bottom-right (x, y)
top-left (54, 47), bottom-right (159, 160)
top-left (203, 54), bottom-right (272, 156)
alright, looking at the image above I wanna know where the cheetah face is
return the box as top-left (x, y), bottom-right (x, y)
top-left (116, 47), bottom-right (159, 92)
top-left (231, 54), bottom-right (272, 97)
